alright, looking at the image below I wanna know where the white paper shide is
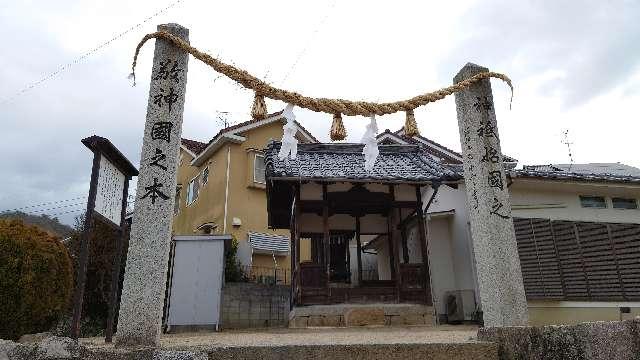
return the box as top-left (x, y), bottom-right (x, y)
top-left (278, 104), bottom-right (299, 160)
top-left (361, 115), bottom-right (379, 172)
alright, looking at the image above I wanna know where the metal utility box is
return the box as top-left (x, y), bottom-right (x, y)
top-left (165, 235), bottom-right (230, 331)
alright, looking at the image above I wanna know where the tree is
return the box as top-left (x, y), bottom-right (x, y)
top-left (224, 236), bottom-right (246, 282)
top-left (0, 219), bottom-right (73, 340)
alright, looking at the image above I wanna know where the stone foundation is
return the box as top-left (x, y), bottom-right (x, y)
top-left (0, 331), bottom-right (495, 360)
top-left (289, 304), bottom-right (435, 328)
top-left (478, 319), bottom-right (640, 360)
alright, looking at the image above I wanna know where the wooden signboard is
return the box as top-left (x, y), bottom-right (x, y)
top-left (71, 135), bottom-right (138, 341)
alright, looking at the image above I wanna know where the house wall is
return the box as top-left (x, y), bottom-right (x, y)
top-left (426, 179), bottom-right (640, 325)
top-left (424, 183), bottom-right (479, 321)
top-left (172, 121), bottom-right (311, 270)
top-left (510, 179), bottom-right (640, 223)
top-left (425, 216), bottom-right (457, 315)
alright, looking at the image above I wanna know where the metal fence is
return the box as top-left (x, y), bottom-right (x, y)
top-left (240, 265), bottom-right (290, 285)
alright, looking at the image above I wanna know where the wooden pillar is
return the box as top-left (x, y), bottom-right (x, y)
top-left (105, 176), bottom-right (132, 342)
top-left (289, 225), bottom-right (295, 308)
top-left (416, 185), bottom-right (431, 304)
top-left (322, 184), bottom-right (330, 302)
top-left (401, 227), bottom-right (409, 264)
top-left (356, 216), bottom-right (363, 285)
top-left (388, 185), bottom-right (401, 302)
top-left (386, 214), bottom-right (396, 280)
top-left (71, 151), bottom-right (101, 339)
top-left (290, 184), bottom-right (301, 307)
top-left (345, 234), bottom-right (351, 283)
top-left (295, 185), bottom-right (301, 292)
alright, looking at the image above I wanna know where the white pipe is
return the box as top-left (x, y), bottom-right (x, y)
top-left (223, 145), bottom-right (231, 233)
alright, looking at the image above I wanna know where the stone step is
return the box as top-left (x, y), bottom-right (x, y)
top-left (195, 342), bottom-right (497, 360)
top-left (289, 303), bottom-right (436, 328)
top-left (80, 340), bottom-right (497, 360)
top-left (73, 325), bottom-right (496, 360)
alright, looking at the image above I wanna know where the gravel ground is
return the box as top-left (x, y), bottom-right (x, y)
top-left (83, 325), bottom-right (480, 349)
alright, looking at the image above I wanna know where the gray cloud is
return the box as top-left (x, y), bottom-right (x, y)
top-left (1, 1), bottom-right (638, 226)
top-left (438, 0), bottom-right (640, 106)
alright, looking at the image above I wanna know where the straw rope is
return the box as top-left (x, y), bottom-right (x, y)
top-left (131, 31), bottom-right (513, 117)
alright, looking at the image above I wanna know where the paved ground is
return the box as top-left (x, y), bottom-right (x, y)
top-left (83, 325), bottom-right (480, 349)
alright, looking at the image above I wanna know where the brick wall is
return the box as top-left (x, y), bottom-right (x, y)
top-left (220, 283), bottom-right (289, 329)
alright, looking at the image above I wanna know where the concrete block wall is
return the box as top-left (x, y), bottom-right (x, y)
top-left (221, 283), bottom-right (289, 329)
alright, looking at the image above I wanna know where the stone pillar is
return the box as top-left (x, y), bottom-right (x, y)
top-left (453, 63), bottom-right (528, 327)
top-left (115, 23), bottom-right (189, 347)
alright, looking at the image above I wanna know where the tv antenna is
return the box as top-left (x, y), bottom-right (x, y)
top-left (216, 111), bottom-right (231, 129)
top-left (561, 129), bottom-right (574, 171)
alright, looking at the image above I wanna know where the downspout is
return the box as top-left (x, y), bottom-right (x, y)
top-left (422, 182), bottom-right (440, 323)
top-left (223, 145), bottom-right (231, 234)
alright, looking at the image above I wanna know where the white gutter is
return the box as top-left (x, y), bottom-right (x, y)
top-left (191, 134), bottom-right (245, 167)
top-left (223, 145), bottom-right (231, 233)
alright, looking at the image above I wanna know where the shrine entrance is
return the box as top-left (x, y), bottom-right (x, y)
top-left (264, 142), bottom-right (461, 308)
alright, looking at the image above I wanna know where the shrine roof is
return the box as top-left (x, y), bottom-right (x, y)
top-left (376, 127), bottom-right (518, 165)
top-left (264, 141), bottom-right (461, 184)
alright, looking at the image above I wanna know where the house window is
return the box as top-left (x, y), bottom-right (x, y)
top-left (174, 186), bottom-right (181, 216)
top-left (254, 153), bottom-right (266, 184)
top-left (202, 166), bottom-right (210, 186)
top-left (579, 195), bottom-right (606, 209)
top-left (612, 198), bottom-right (638, 210)
top-left (186, 175), bottom-right (200, 205)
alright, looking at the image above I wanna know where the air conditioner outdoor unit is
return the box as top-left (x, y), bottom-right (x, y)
top-left (444, 290), bottom-right (476, 324)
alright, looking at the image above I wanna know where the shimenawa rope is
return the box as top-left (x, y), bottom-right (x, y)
top-left (130, 31), bottom-right (513, 125)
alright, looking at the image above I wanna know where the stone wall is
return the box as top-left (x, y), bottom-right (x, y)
top-left (220, 283), bottom-right (289, 329)
top-left (478, 319), bottom-right (640, 360)
top-left (289, 304), bottom-right (435, 328)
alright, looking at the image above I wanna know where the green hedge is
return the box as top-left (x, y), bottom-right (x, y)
top-left (0, 219), bottom-right (73, 340)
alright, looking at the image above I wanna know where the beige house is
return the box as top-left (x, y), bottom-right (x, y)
top-left (377, 129), bottom-right (640, 326)
top-left (173, 111), bottom-right (317, 277)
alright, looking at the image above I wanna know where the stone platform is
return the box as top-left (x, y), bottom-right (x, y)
top-left (77, 325), bottom-right (493, 360)
top-left (289, 303), bottom-right (435, 328)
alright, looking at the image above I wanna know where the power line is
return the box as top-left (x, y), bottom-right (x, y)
top-left (36, 208), bottom-right (86, 218)
top-left (279, 0), bottom-right (337, 86)
top-left (0, 196), bottom-right (86, 214)
top-left (24, 202), bottom-right (86, 214)
top-left (1, 0), bottom-right (185, 105)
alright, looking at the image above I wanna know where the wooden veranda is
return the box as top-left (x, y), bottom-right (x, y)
top-left (288, 183), bottom-right (435, 306)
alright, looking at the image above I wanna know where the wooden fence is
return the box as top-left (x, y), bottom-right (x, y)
top-left (514, 218), bottom-right (640, 301)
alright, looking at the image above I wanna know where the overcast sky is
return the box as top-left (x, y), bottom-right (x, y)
top-left (1, 0), bottom-right (639, 225)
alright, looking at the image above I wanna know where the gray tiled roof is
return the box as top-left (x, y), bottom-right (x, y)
top-left (181, 138), bottom-right (208, 155)
top-left (516, 163), bottom-right (640, 184)
top-left (264, 141), bottom-right (461, 183)
top-left (248, 232), bottom-right (289, 254)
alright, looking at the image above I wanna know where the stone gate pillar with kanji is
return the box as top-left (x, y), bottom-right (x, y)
top-left (115, 23), bottom-right (189, 347)
top-left (454, 63), bottom-right (528, 327)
